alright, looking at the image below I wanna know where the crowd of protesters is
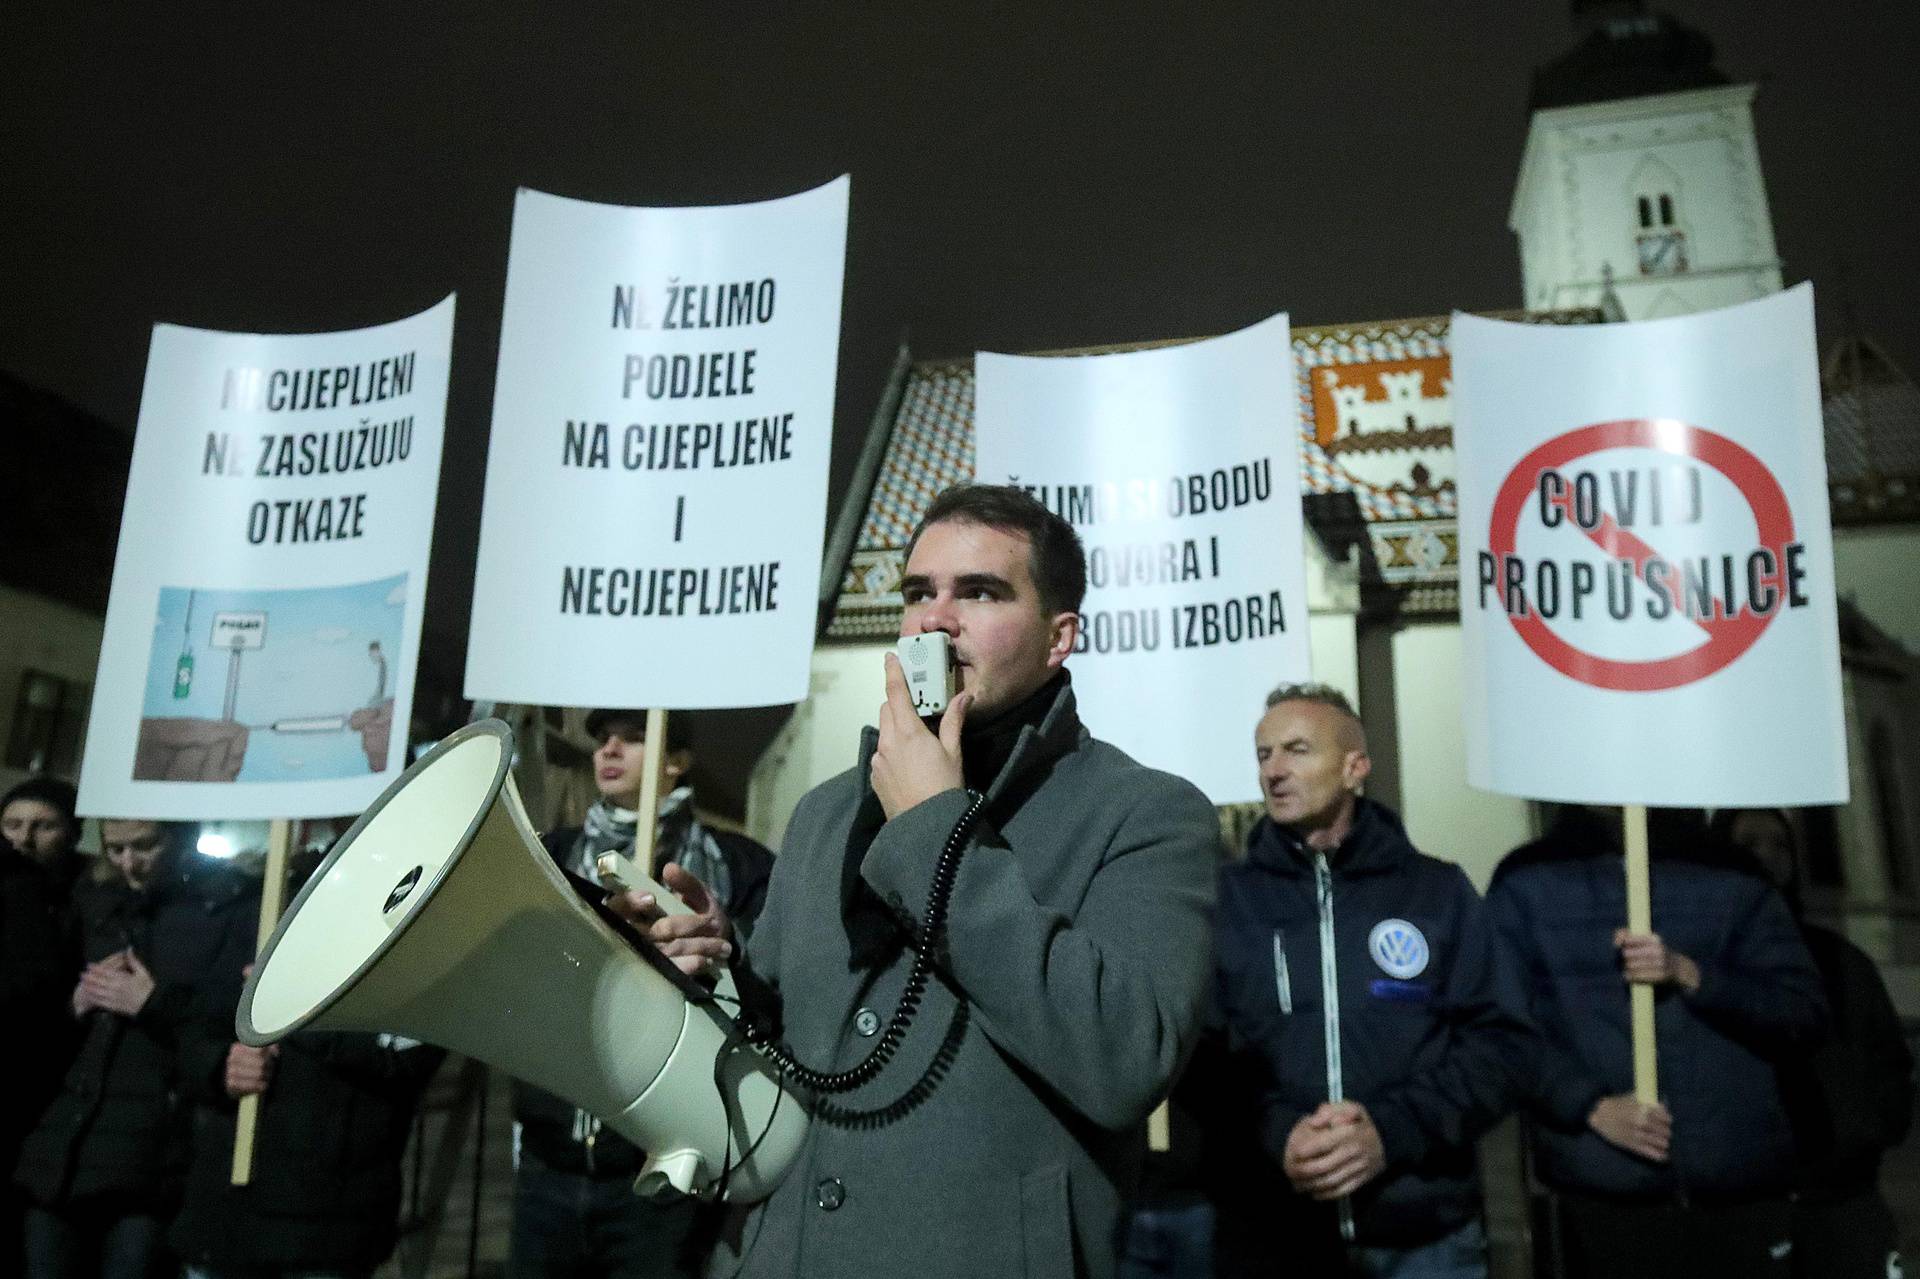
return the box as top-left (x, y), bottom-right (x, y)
top-left (3, 733), bottom-right (1912, 1279)
top-left (2, 779), bottom-right (440, 1279)
top-left (1122, 684), bottom-right (1911, 1279)
top-left (1, 494), bottom-right (1911, 1279)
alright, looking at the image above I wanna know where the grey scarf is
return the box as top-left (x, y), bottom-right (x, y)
top-left (571, 789), bottom-right (733, 910)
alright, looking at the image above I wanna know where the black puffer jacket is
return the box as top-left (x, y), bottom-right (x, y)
top-left (1485, 810), bottom-right (1827, 1199)
top-left (169, 1029), bottom-right (443, 1270)
top-left (14, 849), bottom-right (256, 1208)
top-left (1212, 799), bottom-right (1531, 1252)
top-left (2, 843), bottom-right (77, 1165)
top-left (1777, 923), bottom-right (1913, 1198)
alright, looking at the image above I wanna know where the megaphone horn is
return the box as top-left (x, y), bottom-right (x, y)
top-left (237, 719), bottom-right (808, 1203)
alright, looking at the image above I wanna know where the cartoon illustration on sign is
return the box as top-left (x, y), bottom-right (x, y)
top-left (134, 575), bottom-right (406, 783)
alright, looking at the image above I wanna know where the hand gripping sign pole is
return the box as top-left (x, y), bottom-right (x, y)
top-left (231, 817), bottom-right (293, 1184)
top-left (1453, 286), bottom-right (1849, 1126)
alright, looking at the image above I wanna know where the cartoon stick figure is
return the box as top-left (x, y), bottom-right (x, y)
top-left (368, 641), bottom-right (388, 707)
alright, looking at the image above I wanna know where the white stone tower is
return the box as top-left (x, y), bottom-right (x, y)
top-left (1508, 4), bottom-right (1784, 320)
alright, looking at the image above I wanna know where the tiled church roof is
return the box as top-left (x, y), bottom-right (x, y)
top-left (823, 310), bottom-right (1597, 638)
top-left (1823, 337), bottom-right (1920, 524)
top-left (822, 310), bottom-right (1915, 638)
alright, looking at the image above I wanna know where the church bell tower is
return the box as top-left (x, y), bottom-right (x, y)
top-left (1508, 3), bottom-right (1784, 320)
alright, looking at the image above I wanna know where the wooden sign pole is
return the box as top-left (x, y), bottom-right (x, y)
top-left (231, 816), bottom-right (293, 1185)
top-left (1147, 1102), bottom-right (1172, 1153)
top-left (633, 708), bottom-right (668, 874)
top-left (1623, 803), bottom-right (1658, 1105)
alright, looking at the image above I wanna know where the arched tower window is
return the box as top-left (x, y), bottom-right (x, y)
top-left (1628, 156), bottom-right (1689, 276)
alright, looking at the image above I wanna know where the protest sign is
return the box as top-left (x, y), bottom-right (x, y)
top-left (974, 313), bottom-right (1311, 803)
top-left (1453, 284), bottom-right (1846, 806)
top-left (78, 297), bottom-right (455, 819)
top-left (465, 178), bottom-right (849, 709)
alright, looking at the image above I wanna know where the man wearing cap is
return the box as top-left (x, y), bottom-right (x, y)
top-left (2, 776), bottom-right (87, 905)
top-left (509, 709), bottom-right (774, 1279)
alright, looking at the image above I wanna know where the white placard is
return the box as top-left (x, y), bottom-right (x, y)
top-left (78, 297), bottom-right (455, 819)
top-left (465, 178), bottom-right (849, 709)
top-left (974, 312), bottom-right (1311, 804)
top-left (1452, 285), bottom-right (1846, 805)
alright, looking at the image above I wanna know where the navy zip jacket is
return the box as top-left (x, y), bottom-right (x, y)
top-left (1484, 811), bottom-right (1827, 1201)
top-left (1213, 798), bottom-right (1529, 1250)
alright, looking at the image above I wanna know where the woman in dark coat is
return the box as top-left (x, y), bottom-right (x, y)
top-left (1715, 807), bottom-right (1914, 1279)
top-left (3, 827), bottom-right (78, 1273)
top-left (15, 819), bottom-right (254, 1279)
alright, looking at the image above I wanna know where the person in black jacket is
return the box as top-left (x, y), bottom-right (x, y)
top-left (4, 826), bottom-right (78, 1274)
top-left (167, 842), bottom-right (444, 1279)
top-left (1714, 807), bottom-right (1914, 1279)
top-left (1485, 807), bottom-right (1827, 1279)
top-left (1211, 684), bottom-right (1529, 1278)
top-left (509, 709), bottom-right (774, 1279)
top-left (16, 818), bottom-right (250, 1279)
top-left (3, 776), bottom-right (87, 907)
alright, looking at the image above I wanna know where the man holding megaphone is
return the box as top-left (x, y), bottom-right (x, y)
top-left (512, 709), bottom-right (774, 1279)
top-left (616, 484), bottom-right (1221, 1279)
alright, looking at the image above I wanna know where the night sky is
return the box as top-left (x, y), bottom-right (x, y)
top-left (5, 3), bottom-right (1914, 801)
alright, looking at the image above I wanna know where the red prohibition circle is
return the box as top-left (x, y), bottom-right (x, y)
top-left (1486, 418), bottom-right (1797, 692)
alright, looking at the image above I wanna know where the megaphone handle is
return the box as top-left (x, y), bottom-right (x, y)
top-left (231, 818), bottom-right (293, 1185)
top-left (596, 852), bottom-right (741, 1009)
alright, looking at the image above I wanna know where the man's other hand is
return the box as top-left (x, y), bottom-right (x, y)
top-left (1282, 1100), bottom-right (1387, 1201)
top-left (79, 949), bottom-right (156, 1017)
top-left (608, 862), bottom-right (732, 980)
top-left (225, 1042), bottom-right (278, 1098)
top-left (1614, 929), bottom-right (1701, 993)
top-left (1588, 1093), bottom-right (1672, 1162)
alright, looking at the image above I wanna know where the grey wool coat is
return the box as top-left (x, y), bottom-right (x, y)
top-left (710, 681), bottom-right (1219, 1279)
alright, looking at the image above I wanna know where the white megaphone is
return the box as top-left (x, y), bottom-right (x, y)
top-left (236, 719), bottom-right (809, 1203)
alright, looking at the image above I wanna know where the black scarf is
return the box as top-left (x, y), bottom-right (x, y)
top-left (841, 672), bottom-right (1067, 970)
top-left (962, 671), bottom-right (1066, 794)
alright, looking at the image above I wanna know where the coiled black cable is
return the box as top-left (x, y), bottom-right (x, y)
top-left (739, 788), bottom-right (988, 1094)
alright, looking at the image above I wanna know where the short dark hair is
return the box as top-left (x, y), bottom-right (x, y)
top-left (95, 818), bottom-right (196, 859)
top-left (585, 708), bottom-right (693, 754)
top-left (1263, 683), bottom-right (1367, 751)
top-left (1707, 806), bottom-right (1796, 857)
top-left (1, 776), bottom-right (78, 838)
top-left (1264, 682), bottom-right (1358, 717)
top-left (904, 484), bottom-right (1087, 616)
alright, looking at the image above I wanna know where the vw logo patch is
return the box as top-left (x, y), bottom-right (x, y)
top-left (1368, 918), bottom-right (1429, 980)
